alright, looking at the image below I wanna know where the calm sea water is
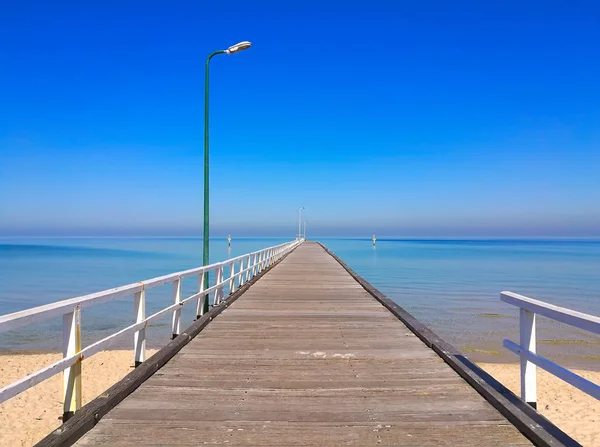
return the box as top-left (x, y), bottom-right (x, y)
top-left (0, 237), bottom-right (598, 368)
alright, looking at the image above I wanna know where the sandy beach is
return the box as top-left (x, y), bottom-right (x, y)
top-left (479, 363), bottom-right (599, 446)
top-left (0, 350), bottom-right (157, 447)
top-left (0, 352), bottom-right (598, 446)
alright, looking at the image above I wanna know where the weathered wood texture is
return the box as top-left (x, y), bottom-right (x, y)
top-left (76, 242), bottom-right (531, 446)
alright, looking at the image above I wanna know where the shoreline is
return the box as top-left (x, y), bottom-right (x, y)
top-left (460, 345), bottom-right (600, 371)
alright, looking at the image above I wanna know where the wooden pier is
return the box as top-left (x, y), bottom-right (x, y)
top-left (39, 242), bottom-right (575, 446)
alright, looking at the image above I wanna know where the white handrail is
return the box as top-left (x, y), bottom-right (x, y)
top-left (0, 239), bottom-right (302, 420)
top-left (501, 291), bottom-right (600, 408)
top-left (0, 241), bottom-right (301, 334)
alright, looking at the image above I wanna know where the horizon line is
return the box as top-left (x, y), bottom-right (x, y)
top-left (1, 235), bottom-right (600, 241)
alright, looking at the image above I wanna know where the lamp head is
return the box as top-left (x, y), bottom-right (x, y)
top-left (225, 41), bottom-right (252, 54)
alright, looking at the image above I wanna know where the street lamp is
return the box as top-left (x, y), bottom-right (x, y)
top-left (298, 207), bottom-right (305, 240)
top-left (203, 41), bottom-right (251, 314)
top-left (304, 220), bottom-right (308, 240)
top-left (225, 41), bottom-right (252, 54)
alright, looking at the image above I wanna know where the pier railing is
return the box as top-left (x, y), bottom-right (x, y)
top-left (0, 239), bottom-right (302, 419)
top-left (501, 291), bottom-right (600, 408)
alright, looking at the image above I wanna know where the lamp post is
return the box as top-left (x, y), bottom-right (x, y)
top-left (304, 220), bottom-right (307, 240)
top-left (203, 41), bottom-right (251, 313)
top-left (298, 207), bottom-right (304, 240)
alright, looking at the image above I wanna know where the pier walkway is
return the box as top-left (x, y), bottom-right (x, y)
top-left (70, 242), bottom-right (535, 446)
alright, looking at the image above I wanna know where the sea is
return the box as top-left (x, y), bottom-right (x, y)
top-left (0, 237), bottom-right (599, 368)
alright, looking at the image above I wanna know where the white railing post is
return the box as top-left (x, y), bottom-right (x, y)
top-left (196, 273), bottom-right (205, 319)
top-left (215, 267), bottom-right (223, 305)
top-left (229, 262), bottom-right (236, 295)
top-left (62, 305), bottom-right (82, 422)
top-left (133, 287), bottom-right (146, 367)
top-left (0, 240), bottom-right (303, 410)
top-left (171, 277), bottom-right (181, 339)
top-left (520, 308), bottom-right (537, 408)
top-left (239, 258), bottom-right (245, 286)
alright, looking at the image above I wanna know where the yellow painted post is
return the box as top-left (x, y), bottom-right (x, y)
top-left (171, 278), bottom-right (182, 339)
top-left (372, 234), bottom-right (376, 247)
top-left (62, 305), bottom-right (82, 422)
top-left (133, 287), bottom-right (146, 367)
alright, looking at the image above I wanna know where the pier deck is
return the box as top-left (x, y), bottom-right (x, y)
top-left (75, 242), bottom-right (531, 446)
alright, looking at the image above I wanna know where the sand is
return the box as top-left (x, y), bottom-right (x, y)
top-left (0, 350), bottom-right (157, 447)
top-left (479, 363), bottom-right (599, 446)
top-left (0, 353), bottom-right (597, 446)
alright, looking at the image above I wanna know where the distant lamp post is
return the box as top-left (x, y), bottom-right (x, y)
top-left (304, 221), bottom-right (308, 240)
top-left (298, 207), bottom-right (305, 240)
top-left (203, 41), bottom-right (252, 313)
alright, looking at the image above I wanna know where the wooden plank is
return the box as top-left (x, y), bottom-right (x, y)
top-left (0, 241), bottom-right (298, 334)
top-left (34, 246), bottom-right (298, 447)
top-left (78, 420), bottom-right (531, 446)
top-left (42, 242), bottom-right (569, 446)
top-left (319, 243), bottom-right (579, 447)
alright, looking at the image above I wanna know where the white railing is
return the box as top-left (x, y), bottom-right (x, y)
top-left (501, 291), bottom-right (600, 408)
top-left (0, 239), bottom-right (302, 419)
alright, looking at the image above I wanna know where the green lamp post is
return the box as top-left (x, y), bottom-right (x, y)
top-left (203, 41), bottom-right (252, 314)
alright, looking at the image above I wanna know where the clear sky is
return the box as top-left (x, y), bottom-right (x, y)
top-left (1, 1), bottom-right (599, 237)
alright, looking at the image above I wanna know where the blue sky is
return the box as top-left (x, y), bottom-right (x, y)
top-left (1, 1), bottom-right (599, 237)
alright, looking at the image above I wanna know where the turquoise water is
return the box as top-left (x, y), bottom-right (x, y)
top-left (323, 238), bottom-right (600, 367)
top-left (0, 238), bottom-right (598, 367)
top-left (0, 237), bottom-right (290, 351)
